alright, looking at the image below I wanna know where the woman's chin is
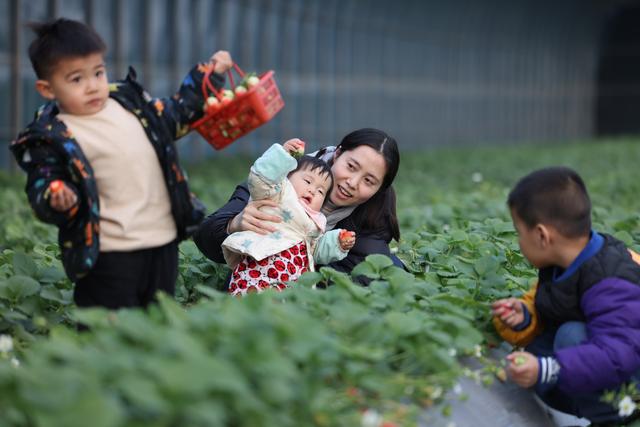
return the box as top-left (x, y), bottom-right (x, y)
top-left (330, 195), bottom-right (350, 207)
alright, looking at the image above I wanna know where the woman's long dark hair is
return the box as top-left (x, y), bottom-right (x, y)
top-left (324, 128), bottom-right (400, 241)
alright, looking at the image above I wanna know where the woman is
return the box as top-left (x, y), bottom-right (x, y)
top-left (193, 128), bottom-right (402, 278)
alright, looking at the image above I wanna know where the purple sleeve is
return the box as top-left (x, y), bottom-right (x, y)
top-left (555, 278), bottom-right (640, 392)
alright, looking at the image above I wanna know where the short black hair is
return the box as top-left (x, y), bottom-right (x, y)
top-left (507, 166), bottom-right (591, 238)
top-left (289, 155), bottom-right (334, 199)
top-left (27, 18), bottom-right (107, 79)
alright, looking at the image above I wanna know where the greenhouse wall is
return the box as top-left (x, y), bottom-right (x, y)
top-left (0, 0), bottom-right (636, 169)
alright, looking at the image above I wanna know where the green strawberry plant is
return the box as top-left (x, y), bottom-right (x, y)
top-left (1, 138), bottom-right (640, 425)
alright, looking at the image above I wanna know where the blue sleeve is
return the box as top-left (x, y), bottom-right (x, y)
top-left (251, 144), bottom-right (298, 183)
top-left (314, 229), bottom-right (348, 264)
top-left (512, 304), bottom-right (532, 331)
top-left (248, 144), bottom-right (298, 200)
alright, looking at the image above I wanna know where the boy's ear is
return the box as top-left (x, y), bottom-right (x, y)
top-left (535, 223), bottom-right (552, 247)
top-left (35, 79), bottom-right (56, 100)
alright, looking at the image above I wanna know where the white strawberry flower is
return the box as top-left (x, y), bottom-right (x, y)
top-left (471, 172), bottom-right (483, 183)
top-left (618, 395), bottom-right (637, 418)
top-left (361, 409), bottom-right (382, 427)
top-left (474, 344), bottom-right (483, 358)
top-left (452, 382), bottom-right (463, 395)
top-left (10, 357), bottom-right (19, 368)
top-left (430, 386), bottom-right (443, 399)
top-left (0, 335), bottom-right (13, 354)
top-left (448, 348), bottom-right (457, 357)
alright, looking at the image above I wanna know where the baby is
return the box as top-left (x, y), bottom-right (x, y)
top-left (222, 139), bottom-right (356, 295)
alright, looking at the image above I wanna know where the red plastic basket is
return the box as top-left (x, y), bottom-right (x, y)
top-left (191, 64), bottom-right (285, 150)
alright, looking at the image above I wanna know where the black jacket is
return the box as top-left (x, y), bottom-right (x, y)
top-left (535, 233), bottom-right (640, 330)
top-left (193, 181), bottom-right (402, 276)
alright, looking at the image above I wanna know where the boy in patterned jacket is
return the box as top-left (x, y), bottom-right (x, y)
top-left (491, 166), bottom-right (640, 424)
top-left (10, 18), bottom-right (232, 309)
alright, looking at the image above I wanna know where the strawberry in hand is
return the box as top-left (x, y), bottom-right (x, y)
top-left (283, 138), bottom-right (305, 159)
top-left (339, 229), bottom-right (356, 251)
top-left (491, 298), bottom-right (525, 328)
top-left (48, 180), bottom-right (78, 213)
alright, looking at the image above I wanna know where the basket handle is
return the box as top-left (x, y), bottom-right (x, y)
top-left (201, 62), bottom-right (247, 100)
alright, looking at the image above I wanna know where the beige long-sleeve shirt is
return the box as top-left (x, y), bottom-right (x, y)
top-left (58, 98), bottom-right (176, 251)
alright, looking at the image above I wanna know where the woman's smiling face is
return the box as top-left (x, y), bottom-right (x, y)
top-left (330, 145), bottom-right (387, 207)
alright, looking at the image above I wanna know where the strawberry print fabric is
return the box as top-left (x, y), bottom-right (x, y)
top-left (229, 241), bottom-right (309, 296)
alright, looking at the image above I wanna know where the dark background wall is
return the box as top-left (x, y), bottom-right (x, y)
top-left (596, 3), bottom-right (640, 136)
top-left (1, 0), bottom-right (638, 169)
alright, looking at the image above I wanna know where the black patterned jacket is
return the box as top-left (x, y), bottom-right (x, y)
top-left (10, 63), bottom-right (224, 281)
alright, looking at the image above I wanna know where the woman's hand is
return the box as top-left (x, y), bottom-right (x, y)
top-left (506, 351), bottom-right (538, 388)
top-left (338, 230), bottom-right (356, 251)
top-left (491, 298), bottom-right (525, 328)
top-left (48, 180), bottom-right (78, 212)
top-left (210, 50), bottom-right (233, 74)
top-left (227, 199), bottom-right (282, 235)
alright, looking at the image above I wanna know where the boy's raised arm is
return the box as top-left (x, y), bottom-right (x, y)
top-left (151, 50), bottom-right (233, 140)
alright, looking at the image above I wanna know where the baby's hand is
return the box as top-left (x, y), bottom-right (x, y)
top-left (338, 230), bottom-right (356, 251)
top-left (491, 298), bottom-right (525, 328)
top-left (210, 50), bottom-right (233, 74)
top-left (48, 180), bottom-right (78, 212)
top-left (283, 138), bottom-right (305, 158)
top-left (506, 351), bottom-right (538, 388)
